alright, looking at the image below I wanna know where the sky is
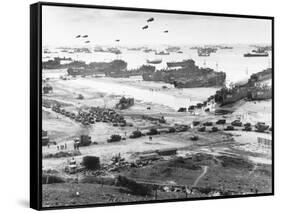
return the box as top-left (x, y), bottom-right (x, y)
top-left (42, 5), bottom-right (272, 47)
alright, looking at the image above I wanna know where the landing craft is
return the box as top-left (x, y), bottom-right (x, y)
top-left (85, 41), bottom-right (90, 43)
top-left (75, 35), bottom-right (81, 38)
top-left (142, 25), bottom-right (148, 30)
top-left (82, 35), bottom-right (88, 38)
top-left (115, 39), bottom-right (120, 42)
top-left (164, 30), bottom-right (168, 33)
top-left (147, 17), bottom-right (154, 22)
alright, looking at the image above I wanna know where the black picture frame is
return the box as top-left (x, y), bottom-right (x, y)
top-left (30, 1), bottom-right (274, 210)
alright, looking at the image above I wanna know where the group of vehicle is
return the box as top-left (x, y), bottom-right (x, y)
top-left (51, 105), bottom-right (128, 127)
top-left (193, 119), bottom-right (271, 133)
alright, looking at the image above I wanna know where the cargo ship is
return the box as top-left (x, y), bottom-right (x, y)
top-left (214, 68), bottom-right (272, 105)
top-left (165, 46), bottom-right (181, 52)
top-left (244, 48), bottom-right (269, 57)
top-left (142, 59), bottom-right (226, 88)
top-left (243, 52), bottom-right (269, 57)
top-left (166, 59), bottom-right (193, 68)
top-left (173, 73), bottom-right (226, 88)
top-left (107, 65), bottom-right (153, 78)
top-left (43, 58), bottom-right (86, 69)
top-left (215, 84), bottom-right (272, 105)
top-left (67, 60), bottom-right (127, 76)
top-left (109, 65), bottom-right (155, 77)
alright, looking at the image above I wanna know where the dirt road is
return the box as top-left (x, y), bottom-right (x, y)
top-left (193, 166), bottom-right (208, 187)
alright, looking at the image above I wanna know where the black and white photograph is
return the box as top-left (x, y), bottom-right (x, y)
top-left (39, 3), bottom-right (273, 209)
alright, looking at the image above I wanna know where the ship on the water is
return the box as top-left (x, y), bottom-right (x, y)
top-left (197, 47), bottom-right (218, 56)
top-left (43, 58), bottom-right (86, 69)
top-left (127, 47), bottom-right (143, 51)
top-left (155, 51), bottom-right (170, 55)
top-left (143, 48), bottom-right (155, 53)
top-left (146, 59), bottom-right (162, 64)
top-left (73, 47), bottom-right (91, 53)
top-left (197, 49), bottom-right (211, 57)
top-left (166, 59), bottom-right (193, 68)
top-left (244, 52), bottom-right (269, 57)
top-left (165, 46), bottom-right (181, 53)
top-left (173, 74), bottom-right (225, 88)
top-left (244, 48), bottom-right (269, 57)
top-left (107, 47), bottom-right (122, 54)
top-left (94, 46), bottom-right (106, 52)
top-left (67, 60), bottom-right (155, 77)
top-left (67, 60), bottom-right (127, 76)
top-left (108, 65), bottom-right (155, 78)
top-left (219, 46), bottom-right (233, 49)
top-left (93, 47), bottom-right (121, 54)
top-left (142, 59), bottom-right (226, 88)
top-left (214, 68), bottom-right (272, 105)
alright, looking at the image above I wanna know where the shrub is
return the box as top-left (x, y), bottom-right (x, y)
top-left (81, 176), bottom-right (115, 185)
top-left (42, 174), bottom-right (64, 184)
top-left (217, 156), bottom-right (253, 170)
top-left (44, 151), bottom-right (81, 159)
top-left (82, 156), bottom-right (100, 170)
top-left (115, 175), bottom-right (152, 196)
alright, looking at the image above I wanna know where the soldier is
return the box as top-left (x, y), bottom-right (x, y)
top-left (76, 143), bottom-right (80, 150)
top-left (73, 142), bottom-right (76, 150)
top-left (70, 157), bottom-right (76, 165)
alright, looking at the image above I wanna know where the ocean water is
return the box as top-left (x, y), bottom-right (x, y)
top-left (43, 44), bottom-right (272, 84)
top-left (43, 44), bottom-right (271, 110)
